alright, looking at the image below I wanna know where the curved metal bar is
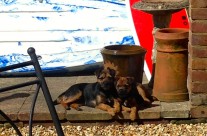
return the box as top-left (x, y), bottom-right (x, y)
top-left (0, 110), bottom-right (22, 136)
top-left (29, 84), bottom-right (41, 136)
top-left (0, 61), bottom-right (33, 72)
top-left (27, 47), bottom-right (64, 136)
top-left (0, 80), bottom-right (40, 93)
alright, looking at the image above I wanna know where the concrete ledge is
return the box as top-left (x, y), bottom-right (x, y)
top-left (161, 101), bottom-right (190, 118)
top-left (0, 76), bottom-right (192, 123)
top-left (66, 106), bottom-right (112, 121)
top-left (138, 101), bottom-right (161, 119)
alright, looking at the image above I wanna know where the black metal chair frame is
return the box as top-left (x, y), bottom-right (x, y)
top-left (0, 47), bottom-right (64, 136)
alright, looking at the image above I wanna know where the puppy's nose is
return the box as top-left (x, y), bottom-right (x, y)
top-left (119, 89), bottom-right (126, 94)
top-left (119, 89), bottom-right (125, 92)
top-left (104, 82), bottom-right (110, 86)
top-left (103, 82), bottom-right (113, 87)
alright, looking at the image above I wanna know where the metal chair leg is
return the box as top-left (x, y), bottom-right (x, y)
top-left (27, 47), bottom-right (64, 136)
top-left (0, 47), bottom-right (64, 136)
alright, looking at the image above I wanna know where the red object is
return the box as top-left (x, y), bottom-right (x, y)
top-left (129, 0), bottom-right (189, 74)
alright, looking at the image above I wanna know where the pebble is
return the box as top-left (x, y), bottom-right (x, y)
top-left (1, 123), bottom-right (207, 136)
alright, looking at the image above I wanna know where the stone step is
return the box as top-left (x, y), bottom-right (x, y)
top-left (0, 74), bottom-right (190, 123)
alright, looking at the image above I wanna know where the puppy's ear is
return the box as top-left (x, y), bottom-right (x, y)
top-left (127, 77), bottom-right (134, 84)
top-left (94, 67), bottom-right (104, 77)
top-left (107, 67), bottom-right (116, 77)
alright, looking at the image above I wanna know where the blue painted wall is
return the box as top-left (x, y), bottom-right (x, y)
top-left (0, 0), bottom-right (135, 73)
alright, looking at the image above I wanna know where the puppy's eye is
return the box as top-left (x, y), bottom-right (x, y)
top-left (98, 73), bottom-right (106, 79)
top-left (116, 85), bottom-right (121, 88)
top-left (98, 75), bottom-right (106, 80)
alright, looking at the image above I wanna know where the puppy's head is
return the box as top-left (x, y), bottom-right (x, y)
top-left (115, 76), bottom-right (134, 98)
top-left (95, 67), bottom-right (116, 90)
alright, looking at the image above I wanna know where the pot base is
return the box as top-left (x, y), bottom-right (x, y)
top-left (153, 90), bottom-right (189, 102)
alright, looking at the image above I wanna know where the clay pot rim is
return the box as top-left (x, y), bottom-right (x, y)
top-left (101, 45), bottom-right (146, 56)
top-left (155, 28), bottom-right (189, 40)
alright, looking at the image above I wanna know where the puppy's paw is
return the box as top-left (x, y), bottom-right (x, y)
top-left (75, 107), bottom-right (82, 111)
top-left (108, 109), bottom-right (115, 116)
top-left (122, 106), bottom-right (131, 112)
top-left (61, 103), bottom-right (70, 110)
top-left (152, 96), bottom-right (158, 101)
top-left (144, 98), bottom-right (151, 103)
top-left (113, 99), bottom-right (121, 113)
top-left (129, 107), bottom-right (137, 121)
top-left (114, 106), bottom-right (121, 113)
top-left (129, 112), bottom-right (136, 121)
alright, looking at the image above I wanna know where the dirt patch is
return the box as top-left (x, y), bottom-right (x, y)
top-left (132, 0), bottom-right (188, 10)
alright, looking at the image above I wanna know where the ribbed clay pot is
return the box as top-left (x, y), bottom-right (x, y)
top-left (101, 45), bottom-right (146, 83)
top-left (153, 28), bottom-right (189, 102)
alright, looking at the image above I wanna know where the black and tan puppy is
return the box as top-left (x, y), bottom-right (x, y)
top-left (54, 67), bottom-right (120, 116)
top-left (114, 76), bottom-right (152, 121)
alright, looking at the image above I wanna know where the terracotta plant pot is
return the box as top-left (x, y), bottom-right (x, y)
top-left (101, 45), bottom-right (146, 83)
top-left (153, 28), bottom-right (189, 102)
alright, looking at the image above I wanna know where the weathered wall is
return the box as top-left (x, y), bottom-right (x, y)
top-left (189, 0), bottom-right (207, 118)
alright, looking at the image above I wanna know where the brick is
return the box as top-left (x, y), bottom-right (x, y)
top-left (191, 20), bottom-right (207, 33)
top-left (187, 70), bottom-right (207, 93)
top-left (187, 74), bottom-right (192, 92)
top-left (190, 105), bottom-right (207, 118)
top-left (189, 81), bottom-right (207, 93)
top-left (188, 56), bottom-right (192, 69)
top-left (189, 30), bottom-right (192, 44)
top-left (191, 58), bottom-right (207, 70)
top-left (188, 43), bottom-right (192, 56)
top-left (188, 44), bottom-right (207, 58)
top-left (188, 69), bottom-right (207, 82)
top-left (190, 8), bottom-right (207, 20)
top-left (188, 68), bottom-right (192, 82)
top-left (190, 93), bottom-right (207, 106)
top-left (190, 0), bottom-right (207, 8)
top-left (190, 32), bottom-right (207, 46)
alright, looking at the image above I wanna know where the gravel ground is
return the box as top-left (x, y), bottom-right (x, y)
top-left (1, 123), bottom-right (207, 136)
